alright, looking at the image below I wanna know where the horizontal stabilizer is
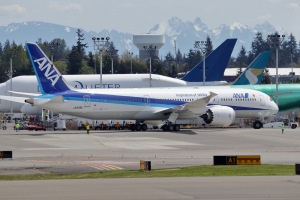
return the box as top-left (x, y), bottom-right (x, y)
top-left (9, 91), bottom-right (40, 97)
top-left (0, 95), bottom-right (29, 104)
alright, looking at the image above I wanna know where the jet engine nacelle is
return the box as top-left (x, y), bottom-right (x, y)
top-left (200, 106), bottom-right (235, 127)
top-left (20, 104), bottom-right (42, 115)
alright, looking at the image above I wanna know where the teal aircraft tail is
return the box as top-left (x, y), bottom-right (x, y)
top-left (232, 51), bottom-right (271, 85)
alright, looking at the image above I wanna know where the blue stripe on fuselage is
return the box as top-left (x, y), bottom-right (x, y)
top-left (36, 91), bottom-right (266, 111)
top-left (36, 90), bottom-right (185, 108)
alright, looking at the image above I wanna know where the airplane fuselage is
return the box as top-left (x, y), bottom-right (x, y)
top-left (32, 87), bottom-right (278, 121)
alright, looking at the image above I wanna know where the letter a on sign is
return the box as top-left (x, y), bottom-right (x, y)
top-left (226, 156), bottom-right (237, 165)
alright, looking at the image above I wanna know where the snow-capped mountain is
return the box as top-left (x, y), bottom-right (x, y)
top-left (150, 17), bottom-right (281, 57)
top-left (0, 17), bottom-right (283, 57)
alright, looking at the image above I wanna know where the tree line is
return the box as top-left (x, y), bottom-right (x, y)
top-left (0, 29), bottom-right (299, 83)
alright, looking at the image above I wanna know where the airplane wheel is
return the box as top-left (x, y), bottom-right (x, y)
top-left (168, 125), bottom-right (174, 131)
top-left (162, 125), bottom-right (168, 131)
top-left (174, 124), bottom-right (180, 131)
top-left (141, 124), bottom-right (147, 131)
top-left (135, 124), bottom-right (142, 131)
top-left (130, 124), bottom-right (136, 131)
top-left (253, 121), bottom-right (262, 129)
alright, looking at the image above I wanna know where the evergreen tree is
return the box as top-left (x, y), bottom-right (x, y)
top-left (261, 69), bottom-right (272, 84)
top-left (235, 46), bottom-right (248, 76)
top-left (76, 29), bottom-right (88, 55)
top-left (67, 46), bottom-right (83, 74)
top-left (37, 38), bottom-right (68, 62)
top-left (87, 52), bottom-right (96, 73)
top-left (248, 32), bottom-right (269, 67)
top-left (102, 51), bottom-right (111, 74)
top-left (170, 62), bottom-right (178, 78)
top-left (0, 42), bottom-right (31, 82)
top-left (0, 42), bottom-right (3, 57)
top-left (13, 44), bottom-right (31, 76)
top-left (250, 32), bottom-right (269, 57)
top-left (186, 48), bottom-right (202, 71)
top-left (281, 33), bottom-right (298, 68)
top-left (204, 36), bottom-right (213, 55)
top-left (164, 52), bottom-right (174, 76)
top-left (106, 42), bottom-right (119, 74)
top-left (175, 49), bottom-right (183, 73)
top-left (51, 38), bottom-right (68, 61)
top-left (67, 29), bottom-right (87, 74)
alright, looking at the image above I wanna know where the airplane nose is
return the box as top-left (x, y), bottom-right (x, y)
top-left (272, 102), bottom-right (279, 114)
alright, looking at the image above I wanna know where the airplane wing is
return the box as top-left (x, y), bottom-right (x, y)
top-left (0, 94), bottom-right (64, 106)
top-left (9, 91), bottom-right (40, 97)
top-left (155, 91), bottom-right (217, 115)
top-left (184, 92), bottom-right (217, 113)
top-left (0, 95), bottom-right (29, 104)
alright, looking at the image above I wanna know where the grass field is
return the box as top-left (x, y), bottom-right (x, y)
top-left (0, 164), bottom-right (296, 181)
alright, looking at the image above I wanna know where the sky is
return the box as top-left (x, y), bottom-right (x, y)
top-left (0, 0), bottom-right (300, 38)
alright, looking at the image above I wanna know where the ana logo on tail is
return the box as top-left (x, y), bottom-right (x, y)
top-left (34, 57), bottom-right (60, 86)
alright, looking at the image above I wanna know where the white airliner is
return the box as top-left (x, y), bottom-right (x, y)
top-left (0, 43), bottom-right (278, 131)
top-left (0, 39), bottom-right (236, 114)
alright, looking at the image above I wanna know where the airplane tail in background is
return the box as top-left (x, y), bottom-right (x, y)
top-left (181, 38), bottom-right (237, 82)
top-left (25, 43), bottom-right (71, 94)
top-left (232, 51), bottom-right (271, 85)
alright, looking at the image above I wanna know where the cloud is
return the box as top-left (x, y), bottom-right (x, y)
top-left (49, 2), bottom-right (82, 12)
top-left (0, 4), bottom-right (26, 15)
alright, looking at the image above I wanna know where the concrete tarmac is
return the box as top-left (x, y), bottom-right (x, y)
top-left (1, 127), bottom-right (300, 199)
top-left (1, 176), bottom-right (300, 200)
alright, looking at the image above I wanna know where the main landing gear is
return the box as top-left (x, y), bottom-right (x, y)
top-left (252, 120), bottom-right (263, 129)
top-left (161, 123), bottom-right (180, 132)
top-left (130, 123), bottom-right (148, 131)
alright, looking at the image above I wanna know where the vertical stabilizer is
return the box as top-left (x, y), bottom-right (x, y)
top-left (232, 51), bottom-right (271, 85)
top-left (25, 43), bottom-right (70, 94)
top-left (181, 39), bottom-right (237, 82)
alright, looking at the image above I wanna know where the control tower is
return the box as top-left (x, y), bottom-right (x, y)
top-left (133, 34), bottom-right (165, 59)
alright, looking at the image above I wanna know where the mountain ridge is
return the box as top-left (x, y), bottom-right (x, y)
top-left (0, 17), bottom-right (284, 57)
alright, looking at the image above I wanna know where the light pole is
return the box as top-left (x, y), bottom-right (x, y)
top-left (9, 57), bottom-right (13, 117)
top-left (267, 34), bottom-right (285, 112)
top-left (143, 45), bottom-right (157, 87)
top-left (92, 37), bottom-right (110, 88)
top-left (286, 45), bottom-right (295, 75)
top-left (195, 40), bottom-right (210, 86)
top-left (44, 41), bottom-right (59, 63)
top-left (5, 44), bottom-right (17, 119)
top-left (128, 52), bottom-right (133, 74)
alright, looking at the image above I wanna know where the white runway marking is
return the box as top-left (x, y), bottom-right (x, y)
top-left (28, 160), bottom-right (124, 171)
